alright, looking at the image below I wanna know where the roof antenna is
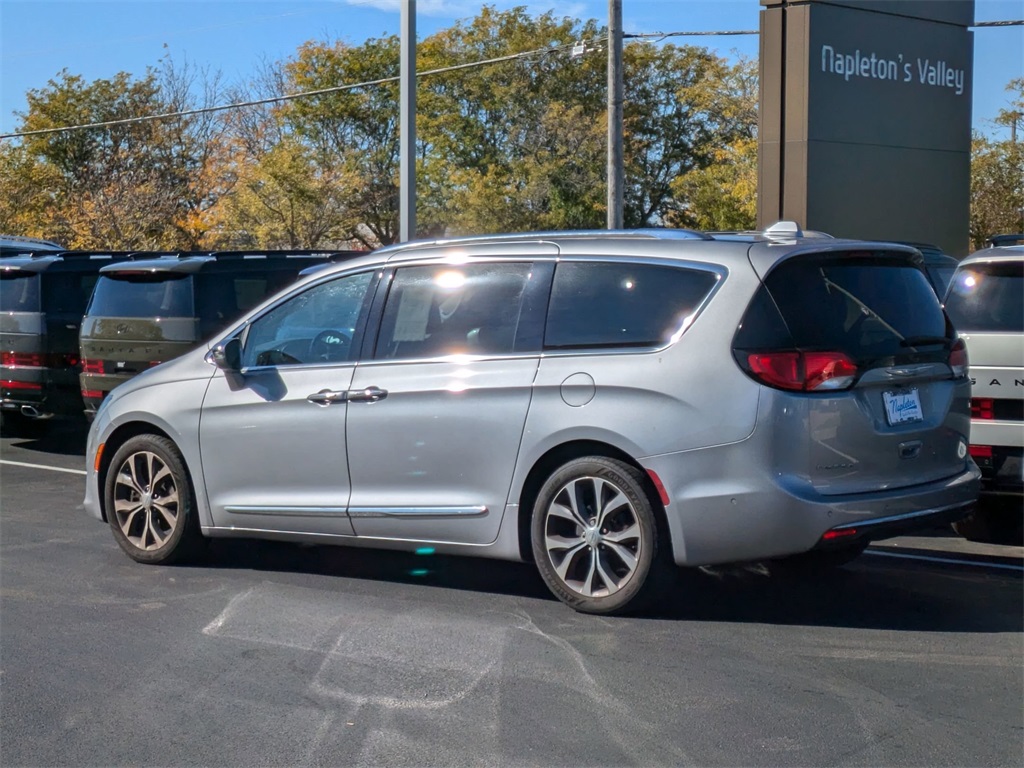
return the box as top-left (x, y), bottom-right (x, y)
top-left (764, 220), bottom-right (803, 237)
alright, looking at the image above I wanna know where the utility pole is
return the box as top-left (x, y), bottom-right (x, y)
top-left (607, 0), bottom-right (624, 229)
top-left (400, 0), bottom-right (416, 242)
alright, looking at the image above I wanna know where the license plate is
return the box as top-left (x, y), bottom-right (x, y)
top-left (883, 388), bottom-right (923, 425)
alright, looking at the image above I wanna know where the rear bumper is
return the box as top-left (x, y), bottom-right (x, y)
top-left (644, 444), bottom-right (982, 566)
top-left (813, 500), bottom-right (973, 551)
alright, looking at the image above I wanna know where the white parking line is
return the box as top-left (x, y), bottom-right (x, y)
top-left (0, 459), bottom-right (86, 476)
top-left (867, 548), bottom-right (1024, 573)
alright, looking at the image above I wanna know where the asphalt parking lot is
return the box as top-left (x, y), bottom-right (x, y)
top-left (2, 419), bottom-right (1022, 767)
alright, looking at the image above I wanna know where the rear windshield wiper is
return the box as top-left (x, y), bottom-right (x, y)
top-left (900, 335), bottom-right (952, 348)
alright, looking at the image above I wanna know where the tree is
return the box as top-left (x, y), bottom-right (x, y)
top-left (0, 63), bottom-right (231, 249)
top-left (970, 79), bottom-right (1024, 249)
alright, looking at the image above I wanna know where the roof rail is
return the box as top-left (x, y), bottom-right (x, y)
top-left (207, 249), bottom-right (356, 259)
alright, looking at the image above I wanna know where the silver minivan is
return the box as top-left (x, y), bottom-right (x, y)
top-left (82, 227), bottom-right (980, 614)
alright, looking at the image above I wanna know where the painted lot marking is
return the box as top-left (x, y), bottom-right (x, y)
top-left (0, 459), bottom-right (86, 476)
top-left (867, 548), bottom-right (1024, 573)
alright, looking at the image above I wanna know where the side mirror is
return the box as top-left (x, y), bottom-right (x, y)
top-left (210, 338), bottom-right (242, 371)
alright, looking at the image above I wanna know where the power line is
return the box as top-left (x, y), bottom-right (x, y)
top-left (0, 41), bottom-right (584, 141)
top-left (3, 19), bottom-right (1019, 141)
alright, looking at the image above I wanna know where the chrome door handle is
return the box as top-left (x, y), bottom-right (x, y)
top-left (306, 389), bottom-right (347, 405)
top-left (346, 386), bottom-right (388, 403)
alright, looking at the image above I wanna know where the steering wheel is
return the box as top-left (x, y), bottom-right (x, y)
top-left (309, 329), bottom-right (352, 363)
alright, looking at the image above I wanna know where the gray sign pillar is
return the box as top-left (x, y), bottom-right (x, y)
top-left (758, 0), bottom-right (975, 255)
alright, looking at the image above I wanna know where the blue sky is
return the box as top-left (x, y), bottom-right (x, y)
top-left (1, 0), bottom-right (1021, 137)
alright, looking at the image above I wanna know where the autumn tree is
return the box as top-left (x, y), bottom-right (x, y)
top-left (970, 78), bottom-right (1024, 249)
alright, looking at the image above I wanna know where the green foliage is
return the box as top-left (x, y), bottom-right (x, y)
top-left (1, 5), bottom-right (762, 248)
top-left (970, 79), bottom-right (1024, 250)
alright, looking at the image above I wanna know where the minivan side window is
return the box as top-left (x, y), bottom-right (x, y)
top-left (545, 262), bottom-right (718, 349)
top-left (242, 272), bottom-right (374, 368)
top-left (374, 263), bottom-right (532, 360)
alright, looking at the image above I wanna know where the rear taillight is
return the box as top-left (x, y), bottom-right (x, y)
top-left (969, 444), bottom-right (993, 459)
top-left (1, 351), bottom-right (44, 367)
top-left (1, 379), bottom-right (42, 391)
top-left (746, 351), bottom-right (859, 392)
top-left (949, 338), bottom-right (968, 378)
top-left (971, 398), bottom-right (994, 420)
top-left (81, 389), bottom-right (105, 400)
top-left (82, 359), bottom-right (105, 374)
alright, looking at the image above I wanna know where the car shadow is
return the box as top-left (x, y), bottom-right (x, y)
top-left (196, 538), bottom-right (1022, 634)
top-left (2, 420), bottom-right (89, 456)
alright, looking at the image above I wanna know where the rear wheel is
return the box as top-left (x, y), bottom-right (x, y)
top-left (531, 457), bottom-right (667, 615)
top-left (953, 501), bottom-right (1023, 546)
top-left (104, 435), bottom-right (204, 564)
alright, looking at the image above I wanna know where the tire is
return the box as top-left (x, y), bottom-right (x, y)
top-left (953, 502), bottom-right (1023, 546)
top-left (531, 456), bottom-right (667, 615)
top-left (769, 540), bottom-right (869, 576)
top-left (104, 434), bottom-right (204, 565)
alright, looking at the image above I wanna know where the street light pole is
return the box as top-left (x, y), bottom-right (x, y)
top-left (607, 0), bottom-right (624, 229)
top-left (400, 0), bottom-right (416, 243)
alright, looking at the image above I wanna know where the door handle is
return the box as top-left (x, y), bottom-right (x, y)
top-left (346, 386), bottom-right (388, 403)
top-left (306, 389), bottom-right (347, 406)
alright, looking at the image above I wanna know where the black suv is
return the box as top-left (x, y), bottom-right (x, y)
top-left (79, 250), bottom-right (363, 418)
top-left (1, 250), bottom-right (135, 430)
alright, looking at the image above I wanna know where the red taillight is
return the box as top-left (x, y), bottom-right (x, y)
top-left (81, 389), bottom-right (105, 400)
top-left (949, 338), bottom-right (968, 378)
top-left (822, 528), bottom-right (858, 541)
top-left (969, 444), bottom-right (993, 458)
top-left (971, 398), bottom-right (994, 420)
top-left (82, 359), bottom-right (105, 374)
top-left (1, 351), bottom-right (44, 367)
top-left (1, 379), bottom-right (42, 391)
top-left (746, 351), bottom-right (858, 392)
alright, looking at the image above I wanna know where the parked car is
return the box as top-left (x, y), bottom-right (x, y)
top-left (986, 234), bottom-right (1024, 248)
top-left (943, 244), bottom-right (1023, 544)
top-left (82, 224), bottom-right (980, 614)
top-left (78, 250), bottom-right (359, 419)
top-left (0, 250), bottom-right (135, 431)
top-left (0, 234), bottom-right (62, 257)
top-left (895, 242), bottom-right (959, 297)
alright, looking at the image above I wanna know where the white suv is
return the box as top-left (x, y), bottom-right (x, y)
top-left (944, 245), bottom-right (1023, 544)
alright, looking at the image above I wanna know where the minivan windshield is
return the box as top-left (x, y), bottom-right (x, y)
top-left (0, 273), bottom-right (40, 312)
top-left (944, 261), bottom-right (1024, 332)
top-left (87, 273), bottom-right (194, 318)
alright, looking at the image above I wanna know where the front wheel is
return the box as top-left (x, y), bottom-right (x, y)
top-left (531, 457), bottom-right (667, 615)
top-left (104, 434), bottom-right (204, 564)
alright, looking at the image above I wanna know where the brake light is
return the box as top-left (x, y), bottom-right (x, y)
top-left (969, 445), bottom-right (993, 459)
top-left (822, 528), bottom-right (858, 541)
top-left (1, 351), bottom-right (44, 367)
top-left (971, 398), bottom-right (994, 420)
top-left (82, 359), bottom-right (105, 374)
top-left (1, 379), bottom-right (42, 391)
top-left (746, 351), bottom-right (858, 392)
top-left (949, 338), bottom-right (968, 378)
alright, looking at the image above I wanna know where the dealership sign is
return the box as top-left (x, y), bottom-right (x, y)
top-left (820, 44), bottom-right (966, 95)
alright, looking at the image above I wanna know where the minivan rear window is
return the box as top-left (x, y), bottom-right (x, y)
top-left (0, 273), bottom-right (40, 312)
top-left (87, 273), bottom-right (194, 318)
top-left (944, 262), bottom-right (1023, 333)
top-left (735, 252), bottom-right (949, 361)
